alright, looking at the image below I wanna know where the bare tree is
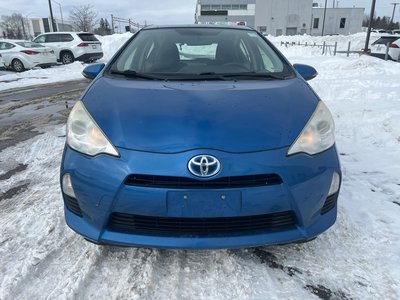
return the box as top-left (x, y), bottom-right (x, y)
top-left (69, 5), bottom-right (98, 32)
top-left (1, 13), bottom-right (26, 39)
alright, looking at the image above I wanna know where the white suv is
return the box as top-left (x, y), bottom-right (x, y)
top-left (33, 32), bottom-right (103, 64)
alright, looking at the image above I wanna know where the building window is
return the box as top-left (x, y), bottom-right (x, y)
top-left (201, 10), bottom-right (228, 16)
top-left (340, 18), bottom-right (346, 28)
top-left (259, 26), bottom-right (267, 33)
top-left (313, 18), bottom-right (319, 29)
top-left (201, 4), bottom-right (247, 11)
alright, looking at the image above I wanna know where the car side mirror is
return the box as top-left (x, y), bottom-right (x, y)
top-left (82, 63), bottom-right (105, 80)
top-left (293, 64), bottom-right (318, 81)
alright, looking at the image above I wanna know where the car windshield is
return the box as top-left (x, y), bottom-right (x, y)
top-left (15, 41), bottom-right (44, 48)
top-left (108, 27), bottom-right (293, 80)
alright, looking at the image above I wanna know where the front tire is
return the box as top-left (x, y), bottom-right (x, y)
top-left (12, 59), bottom-right (25, 72)
top-left (61, 52), bottom-right (74, 64)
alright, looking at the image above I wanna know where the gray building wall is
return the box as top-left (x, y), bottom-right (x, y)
top-left (196, 0), bottom-right (256, 28)
top-left (255, 0), bottom-right (313, 35)
top-left (195, 0), bottom-right (364, 36)
top-left (310, 8), bottom-right (365, 35)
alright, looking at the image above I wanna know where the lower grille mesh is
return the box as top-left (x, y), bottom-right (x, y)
top-left (109, 211), bottom-right (296, 236)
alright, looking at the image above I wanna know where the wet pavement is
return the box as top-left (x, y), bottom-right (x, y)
top-left (0, 80), bottom-right (89, 150)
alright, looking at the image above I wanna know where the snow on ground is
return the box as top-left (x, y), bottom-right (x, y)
top-left (1, 33), bottom-right (400, 299)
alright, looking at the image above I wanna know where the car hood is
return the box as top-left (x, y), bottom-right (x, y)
top-left (83, 77), bottom-right (319, 153)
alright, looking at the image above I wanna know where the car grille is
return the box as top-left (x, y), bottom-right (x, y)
top-left (321, 193), bottom-right (338, 214)
top-left (108, 211), bottom-right (296, 236)
top-left (124, 174), bottom-right (283, 189)
top-left (63, 195), bottom-right (83, 217)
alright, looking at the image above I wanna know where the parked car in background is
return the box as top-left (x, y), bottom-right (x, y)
top-left (0, 40), bottom-right (57, 72)
top-left (370, 36), bottom-right (400, 61)
top-left (61, 25), bottom-right (341, 249)
top-left (33, 32), bottom-right (103, 64)
top-left (0, 53), bottom-right (5, 70)
top-left (392, 29), bottom-right (400, 35)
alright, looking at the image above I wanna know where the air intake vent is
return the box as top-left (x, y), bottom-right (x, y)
top-left (109, 211), bottom-right (296, 236)
top-left (63, 195), bottom-right (83, 217)
top-left (124, 174), bottom-right (283, 189)
top-left (321, 193), bottom-right (338, 214)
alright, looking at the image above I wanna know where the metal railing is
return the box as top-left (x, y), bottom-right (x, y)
top-left (279, 41), bottom-right (392, 60)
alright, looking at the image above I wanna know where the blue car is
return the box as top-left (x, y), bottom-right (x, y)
top-left (61, 25), bottom-right (341, 249)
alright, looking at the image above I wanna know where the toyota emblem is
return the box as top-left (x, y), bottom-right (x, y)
top-left (188, 155), bottom-right (221, 178)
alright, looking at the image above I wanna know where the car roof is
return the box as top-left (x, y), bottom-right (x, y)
top-left (38, 32), bottom-right (94, 35)
top-left (378, 35), bottom-right (400, 39)
top-left (142, 24), bottom-right (254, 31)
top-left (1, 39), bottom-right (31, 43)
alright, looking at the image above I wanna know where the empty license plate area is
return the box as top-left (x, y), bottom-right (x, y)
top-left (167, 191), bottom-right (242, 217)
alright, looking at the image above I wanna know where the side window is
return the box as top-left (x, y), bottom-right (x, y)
top-left (60, 34), bottom-right (74, 42)
top-left (34, 35), bottom-right (46, 43)
top-left (1, 43), bottom-right (15, 50)
top-left (46, 34), bottom-right (60, 43)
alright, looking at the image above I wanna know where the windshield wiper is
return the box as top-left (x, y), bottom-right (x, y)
top-left (197, 72), bottom-right (285, 80)
top-left (110, 70), bottom-right (164, 80)
top-left (219, 72), bottom-right (285, 80)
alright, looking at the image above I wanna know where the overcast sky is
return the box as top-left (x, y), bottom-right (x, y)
top-left (0, 0), bottom-right (399, 25)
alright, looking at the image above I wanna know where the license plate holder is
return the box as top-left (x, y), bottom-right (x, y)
top-left (167, 191), bottom-right (242, 217)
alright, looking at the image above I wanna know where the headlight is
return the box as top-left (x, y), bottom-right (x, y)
top-left (66, 101), bottom-right (119, 157)
top-left (288, 101), bottom-right (335, 156)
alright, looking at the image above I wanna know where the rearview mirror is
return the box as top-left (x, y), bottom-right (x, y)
top-left (82, 63), bottom-right (105, 80)
top-left (293, 64), bottom-right (318, 81)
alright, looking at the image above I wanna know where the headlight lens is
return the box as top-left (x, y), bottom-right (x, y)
top-left (288, 101), bottom-right (335, 156)
top-left (66, 101), bottom-right (119, 157)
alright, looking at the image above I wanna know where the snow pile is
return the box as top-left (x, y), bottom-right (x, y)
top-left (97, 32), bottom-right (133, 61)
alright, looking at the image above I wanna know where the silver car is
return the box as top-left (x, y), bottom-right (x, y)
top-left (0, 40), bottom-right (57, 72)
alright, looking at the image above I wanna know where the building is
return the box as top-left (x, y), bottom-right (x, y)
top-left (310, 8), bottom-right (365, 35)
top-left (26, 18), bottom-right (74, 39)
top-left (195, 0), bottom-right (365, 36)
top-left (0, 16), bottom-right (74, 40)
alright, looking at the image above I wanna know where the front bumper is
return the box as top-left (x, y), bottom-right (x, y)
top-left (61, 146), bottom-right (341, 249)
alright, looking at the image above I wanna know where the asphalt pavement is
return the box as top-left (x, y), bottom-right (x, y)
top-left (0, 79), bottom-right (89, 150)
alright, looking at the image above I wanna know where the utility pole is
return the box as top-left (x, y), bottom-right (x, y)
top-left (111, 14), bottom-right (114, 34)
top-left (48, 0), bottom-right (57, 32)
top-left (364, 0), bottom-right (377, 53)
top-left (390, 3), bottom-right (400, 29)
top-left (52, 0), bottom-right (64, 31)
top-left (321, 0), bottom-right (328, 36)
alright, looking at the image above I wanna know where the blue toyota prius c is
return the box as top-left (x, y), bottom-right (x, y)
top-left (60, 25), bottom-right (341, 249)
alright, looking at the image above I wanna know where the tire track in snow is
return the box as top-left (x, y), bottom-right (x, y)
top-left (143, 250), bottom-right (257, 300)
top-left (75, 247), bottom-right (158, 300)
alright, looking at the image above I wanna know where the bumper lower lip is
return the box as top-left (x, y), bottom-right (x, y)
top-left (61, 145), bottom-right (341, 249)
